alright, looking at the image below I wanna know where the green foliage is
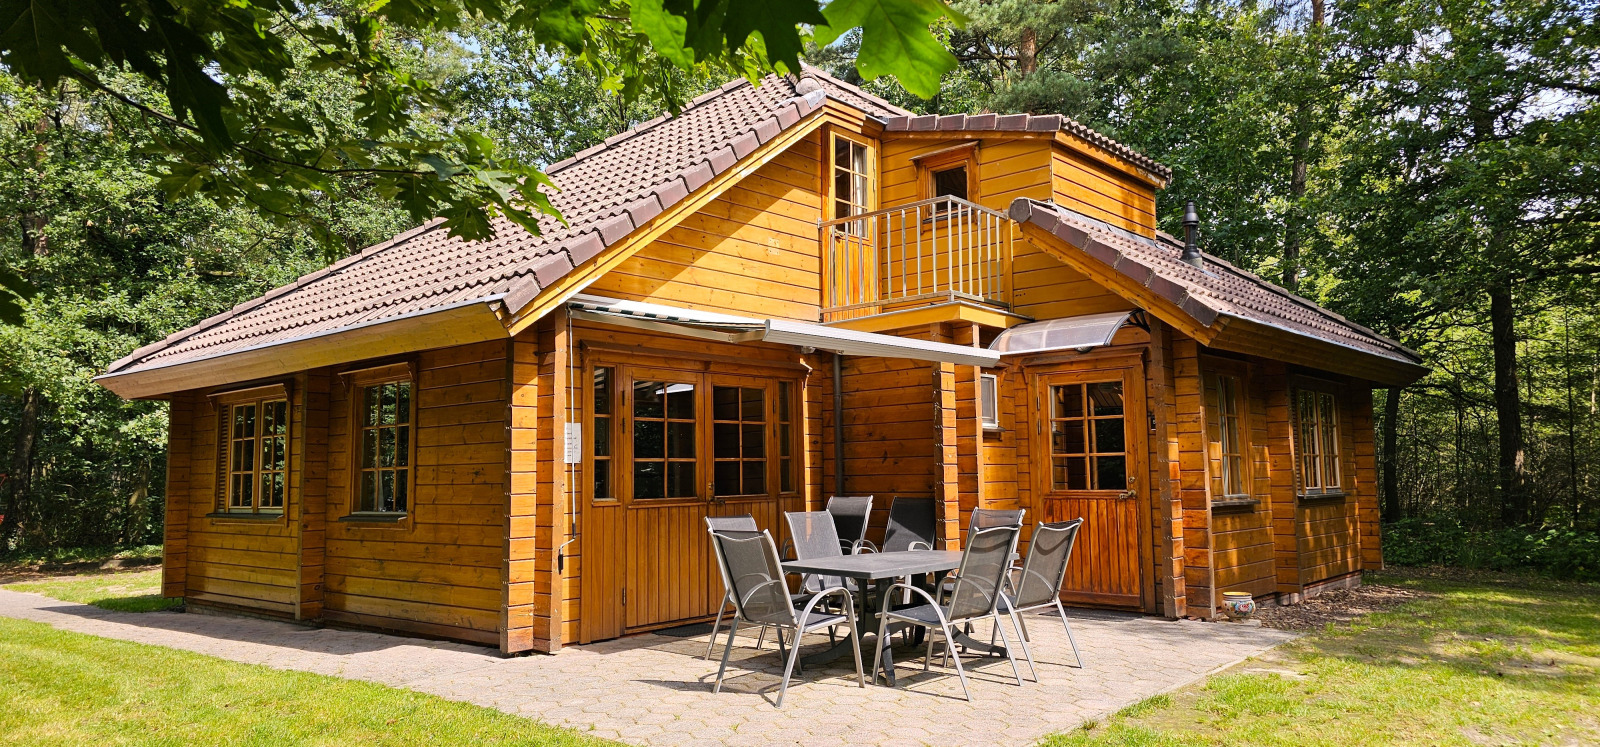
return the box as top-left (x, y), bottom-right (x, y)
top-left (0, 0), bottom-right (966, 250)
top-left (1383, 519), bottom-right (1600, 582)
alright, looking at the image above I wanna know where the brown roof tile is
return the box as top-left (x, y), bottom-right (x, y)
top-left (1009, 199), bottom-right (1422, 367)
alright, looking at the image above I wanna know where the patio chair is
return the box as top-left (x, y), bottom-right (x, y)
top-left (703, 515), bottom-right (759, 660)
top-left (940, 508), bottom-right (1027, 598)
top-left (708, 529), bottom-right (864, 707)
top-left (825, 495), bottom-right (875, 553)
top-left (784, 511), bottom-right (852, 595)
top-left (872, 524), bottom-right (1025, 701)
top-left (998, 518), bottom-right (1086, 676)
top-left (880, 496), bottom-right (937, 553)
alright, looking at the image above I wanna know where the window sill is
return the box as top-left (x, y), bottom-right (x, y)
top-left (338, 512), bottom-right (408, 523)
top-left (1210, 497), bottom-right (1259, 510)
top-left (206, 511), bottom-right (283, 521)
top-left (1298, 491), bottom-right (1347, 503)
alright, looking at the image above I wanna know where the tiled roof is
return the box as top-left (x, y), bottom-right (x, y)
top-left (1008, 199), bottom-right (1422, 367)
top-left (104, 68), bottom-right (911, 378)
top-left (884, 113), bottom-right (1173, 182)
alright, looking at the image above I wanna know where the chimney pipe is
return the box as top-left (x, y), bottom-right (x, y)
top-left (1181, 201), bottom-right (1203, 267)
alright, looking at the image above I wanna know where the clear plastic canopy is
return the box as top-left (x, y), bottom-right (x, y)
top-left (988, 311), bottom-right (1134, 356)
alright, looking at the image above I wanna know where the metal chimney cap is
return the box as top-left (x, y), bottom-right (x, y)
top-left (1181, 201), bottom-right (1203, 267)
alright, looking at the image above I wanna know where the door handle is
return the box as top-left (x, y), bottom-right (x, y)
top-left (1119, 490), bottom-right (1136, 500)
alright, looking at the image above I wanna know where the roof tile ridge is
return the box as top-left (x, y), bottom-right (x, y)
top-left (796, 62), bottom-right (914, 117)
top-left (544, 77), bottom-right (765, 177)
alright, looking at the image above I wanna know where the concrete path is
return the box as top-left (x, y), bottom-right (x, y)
top-left (0, 588), bottom-right (1295, 745)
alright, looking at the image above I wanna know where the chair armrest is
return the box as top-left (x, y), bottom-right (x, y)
top-left (908, 540), bottom-right (933, 551)
top-left (880, 582), bottom-right (952, 624)
top-left (796, 586), bottom-right (855, 628)
top-left (849, 539), bottom-right (879, 555)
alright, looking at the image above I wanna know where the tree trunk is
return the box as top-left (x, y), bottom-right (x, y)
top-left (1280, 0), bottom-right (1324, 292)
top-left (1490, 283), bottom-right (1525, 526)
top-left (1382, 386), bottom-right (1402, 521)
top-left (1018, 28), bottom-right (1038, 76)
top-left (1, 388), bottom-right (41, 545)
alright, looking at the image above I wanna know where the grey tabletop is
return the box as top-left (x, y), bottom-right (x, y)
top-left (782, 550), bottom-right (963, 581)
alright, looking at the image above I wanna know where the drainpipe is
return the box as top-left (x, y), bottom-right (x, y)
top-left (833, 352), bottom-right (846, 496)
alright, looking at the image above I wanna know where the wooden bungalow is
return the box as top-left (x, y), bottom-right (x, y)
top-left (98, 68), bottom-right (1427, 654)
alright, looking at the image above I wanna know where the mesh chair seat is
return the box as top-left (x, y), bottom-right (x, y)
top-left (879, 603), bottom-right (947, 626)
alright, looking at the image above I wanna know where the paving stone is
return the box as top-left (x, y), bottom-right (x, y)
top-left (0, 588), bottom-right (1294, 746)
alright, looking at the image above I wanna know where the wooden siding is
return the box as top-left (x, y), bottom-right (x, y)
top-left (588, 132), bottom-right (823, 322)
top-left (322, 340), bottom-right (509, 645)
top-left (1050, 147), bottom-right (1158, 238)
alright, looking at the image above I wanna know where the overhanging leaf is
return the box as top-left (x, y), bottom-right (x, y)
top-left (817, 0), bottom-right (962, 99)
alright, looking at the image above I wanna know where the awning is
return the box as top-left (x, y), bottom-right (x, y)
top-left (569, 295), bottom-right (999, 367)
top-left (989, 310), bottom-right (1135, 356)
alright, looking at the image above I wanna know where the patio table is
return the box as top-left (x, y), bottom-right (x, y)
top-left (782, 550), bottom-right (1007, 686)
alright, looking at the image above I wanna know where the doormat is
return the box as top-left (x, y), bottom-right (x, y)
top-left (656, 622), bottom-right (716, 638)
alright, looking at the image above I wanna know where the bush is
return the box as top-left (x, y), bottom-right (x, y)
top-left (1383, 518), bottom-right (1600, 581)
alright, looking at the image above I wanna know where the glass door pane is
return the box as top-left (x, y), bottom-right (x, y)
top-left (632, 380), bottom-right (697, 499)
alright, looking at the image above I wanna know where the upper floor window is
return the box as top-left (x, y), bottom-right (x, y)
top-left (832, 134), bottom-right (874, 222)
top-left (220, 395), bottom-right (288, 514)
top-left (1295, 388), bottom-right (1342, 495)
top-left (933, 165), bottom-right (968, 201)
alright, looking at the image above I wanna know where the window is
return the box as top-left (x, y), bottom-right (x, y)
top-left (980, 374), bottom-right (1000, 430)
top-left (832, 135), bottom-right (874, 224)
top-left (932, 165), bottom-right (968, 201)
top-left (1295, 389), bottom-right (1342, 495)
top-left (713, 386), bottom-right (766, 496)
top-left (592, 367), bottom-right (614, 499)
top-left (356, 380), bottom-right (412, 513)
top-left (778, 383), bottom-right (796, 493)
top-left (633, 380), bottom-right (697, 499)
top-left (1048, 382), bottom-right (1126, 491)
top-left (221, 396), bottom-right (288, 513)
top-left (1207, 373), bottom-right (1247, 498)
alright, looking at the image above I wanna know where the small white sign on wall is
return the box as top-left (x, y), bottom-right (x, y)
top-left (563, 422), bottom-right (582, 464)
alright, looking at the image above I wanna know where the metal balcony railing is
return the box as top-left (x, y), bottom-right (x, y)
top-left (820, 196), bottom-right (1013, 321)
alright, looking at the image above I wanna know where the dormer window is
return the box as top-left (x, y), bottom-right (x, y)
top-left (933, 165), bottom-right (968, 201)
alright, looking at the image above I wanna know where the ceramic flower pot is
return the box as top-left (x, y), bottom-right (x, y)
top-left (1221, 591), bottom-right (1258, 621)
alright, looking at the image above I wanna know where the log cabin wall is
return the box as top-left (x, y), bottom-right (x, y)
top-left (321, 340), bottom-right (509, 646)
top-left (1050, 143), bottom-right (1159, 238)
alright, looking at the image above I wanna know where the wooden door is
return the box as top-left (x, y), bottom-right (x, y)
top-left (1034, 363), bottom-right (1147, 608)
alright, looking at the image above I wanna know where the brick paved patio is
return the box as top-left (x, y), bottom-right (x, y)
top-left (0, 587), bottom-right (1295, 745)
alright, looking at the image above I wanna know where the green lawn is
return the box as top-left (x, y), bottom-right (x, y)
top-left (0, 616), bottom-right (614, 746)
top-left (1045, 571), bottom-right (1600, 746)
top-left (6, 569), bottom-right (180, 612)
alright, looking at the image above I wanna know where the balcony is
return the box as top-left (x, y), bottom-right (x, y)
top-left (821, 196), bottom-right (1014, 323)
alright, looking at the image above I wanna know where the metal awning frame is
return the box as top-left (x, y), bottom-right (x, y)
top-left (567, 295), bottom-right (999, 368)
